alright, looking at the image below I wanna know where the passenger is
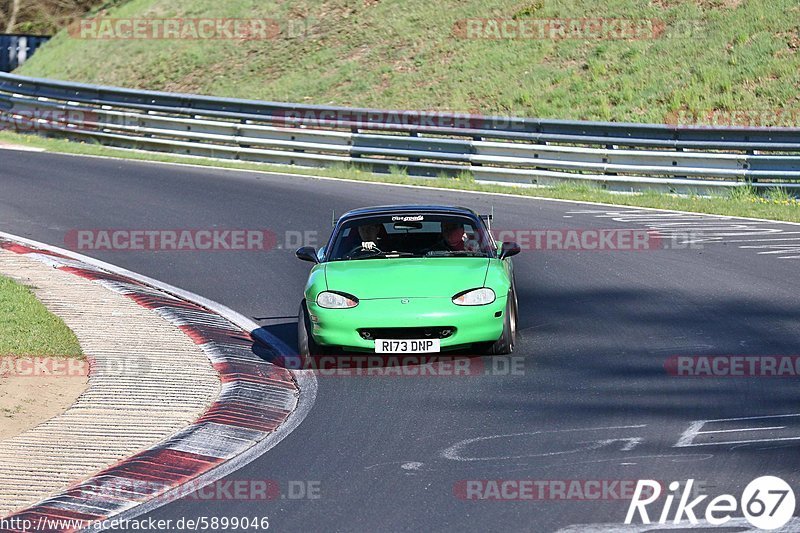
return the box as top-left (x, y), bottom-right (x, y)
top-left (433, 221), bottom-right (482, 253)
top-left (441, 221), bottom-right (467, 251)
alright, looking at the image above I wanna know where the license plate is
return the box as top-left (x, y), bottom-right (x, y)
top-left (375, 339), bottom-right (441, 353)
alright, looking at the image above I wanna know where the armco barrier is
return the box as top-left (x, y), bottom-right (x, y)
top-left (0, 35), bottom-right (50, 72)
top-left (1, 72), bottom-right (799, 195)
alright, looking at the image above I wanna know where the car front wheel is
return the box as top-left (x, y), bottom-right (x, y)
top-left (485, 295), bottom-right (516, 355)
top-left (298, 300), bottom-right (325, 357)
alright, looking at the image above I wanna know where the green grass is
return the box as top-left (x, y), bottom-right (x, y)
top-left (0, 274), bottom-right (83, 358)
top-left (2, 129), bottom-right (798, 223)
top-left (15, 0), bottom-right (800, 124)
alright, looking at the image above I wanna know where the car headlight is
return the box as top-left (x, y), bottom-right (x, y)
top-left (452, 288), bottom-right (496, 306)
top-left (316, 291), bottom-right (359, 309)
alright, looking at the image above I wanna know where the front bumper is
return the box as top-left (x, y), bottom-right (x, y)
top-left (307, 296), bottom-right (507, 351)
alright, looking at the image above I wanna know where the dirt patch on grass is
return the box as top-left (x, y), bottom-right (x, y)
top-left (0, 372), bottom-right (88, 441)
top-left (650, 0), bottom-right (743, 8)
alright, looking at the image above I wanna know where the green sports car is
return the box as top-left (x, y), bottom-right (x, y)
top-left (295, 205), bottom-right (520, 356)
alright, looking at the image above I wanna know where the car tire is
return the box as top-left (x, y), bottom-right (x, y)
top-left (298, 300), bottom-right (325, 357)
top-left (487, 295), bottom-right (516, 355)
top-left (509, 285), bottom-right (519, 349)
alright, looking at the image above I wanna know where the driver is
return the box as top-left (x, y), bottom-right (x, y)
top-left (358, 223), bottom-right (385, 251)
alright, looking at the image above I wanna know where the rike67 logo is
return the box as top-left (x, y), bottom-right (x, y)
top-left (626, 477), bottom-right (796, 530)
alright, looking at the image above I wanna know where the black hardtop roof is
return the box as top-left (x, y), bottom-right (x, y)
top-left (339, 205), bottom-right (480, 222)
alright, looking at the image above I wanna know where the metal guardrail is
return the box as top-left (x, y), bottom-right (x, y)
top-left (1, 72), bottom-right (799, 194)
top-left (0, 35), bottom-right (50, 72)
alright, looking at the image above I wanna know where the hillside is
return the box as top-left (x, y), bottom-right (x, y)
top-left (14, 0), bottom-right (800, 124)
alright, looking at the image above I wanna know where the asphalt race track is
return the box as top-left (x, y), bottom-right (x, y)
top-left (2, 149), bottom-right (800, 532)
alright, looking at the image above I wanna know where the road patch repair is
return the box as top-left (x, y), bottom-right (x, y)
top-left (0, 235), bottom-right (302, 532)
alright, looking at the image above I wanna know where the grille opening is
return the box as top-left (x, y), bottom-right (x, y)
top-left (359, 327), bottom-right (455, 340)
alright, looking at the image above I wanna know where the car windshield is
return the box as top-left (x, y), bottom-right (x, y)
top-left (327, 214), bottom-right (494, 261)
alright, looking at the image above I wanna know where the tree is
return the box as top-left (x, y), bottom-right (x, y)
top-left (1, 0), bottom-right (21, 33)
top-left (0, 0), bottom-right (102, 35)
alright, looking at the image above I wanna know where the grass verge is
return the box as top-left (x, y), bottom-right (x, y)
top-left (15, 0), bottom-right (800, 125)
top-left (0, 273), bottom-right (83, 358)
top-left (1, 129), bottom-right (799, 223)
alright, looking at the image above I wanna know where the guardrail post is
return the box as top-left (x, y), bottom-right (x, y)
top-left (745, 150), bottom-right (757, 185)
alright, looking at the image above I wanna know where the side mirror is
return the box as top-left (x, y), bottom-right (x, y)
top-left (296, 246), bottom-right (320, 264)
top-left (499, 242), bottom-right (521, 259)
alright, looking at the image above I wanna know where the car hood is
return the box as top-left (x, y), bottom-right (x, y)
top-left (324, 257), bottom-right (490, 299)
